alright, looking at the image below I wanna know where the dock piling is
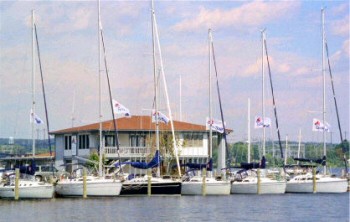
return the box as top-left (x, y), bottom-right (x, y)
top-left (15, 168), bottom-right (19, 200)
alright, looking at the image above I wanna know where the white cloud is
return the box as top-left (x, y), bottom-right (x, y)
top-left (331, 15), bottom-right (349, 37)
top-left (172, 1), bottom-right (300, 32)
top-left (330, 3), bottom-right (348, 15)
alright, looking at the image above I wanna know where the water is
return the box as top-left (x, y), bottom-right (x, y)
top-left (0, 193), bottom-right (349, 222)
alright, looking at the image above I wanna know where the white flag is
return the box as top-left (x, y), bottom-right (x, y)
top-left (254, 116), bottom-right (271, 128)
top-left (206, 117), bottom-right (225, 133)
top-left (152, 110), bottom-right (169, 124)
top-left (30, 109), bottom-right (44, 125)
top-left (112, 99), bottom-right (131, 117)
top-left (312, 118), bottom-right (330, 132)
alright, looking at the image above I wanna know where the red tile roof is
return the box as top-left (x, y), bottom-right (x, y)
top-left (51, 115), bottom-right (232, 134)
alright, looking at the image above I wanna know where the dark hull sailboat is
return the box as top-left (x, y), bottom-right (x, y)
top-left (117, 151), bottom-right (181, 196)
top-left (121, 177), bottom-right (181, 195)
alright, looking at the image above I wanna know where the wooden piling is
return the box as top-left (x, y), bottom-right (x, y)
top-left (312, 168), bottom-right (317, 193)
top-left (257, 169), bottom-right (261, 194)
top-left (147, 170), bottom-right (151, 197)
top-left (83, 168), bottom-right (87, 198)
top-left (14, 168), bottom-right (19, 200)
top-left (202, 168), bottom-right (206, 196)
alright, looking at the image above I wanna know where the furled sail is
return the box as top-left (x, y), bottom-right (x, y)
top-left (115, 150), bottom-right (161, 169)
top-left (179, 158), bottom-right (213, 171)
top-left (293, 156), bottom-right (326, 166)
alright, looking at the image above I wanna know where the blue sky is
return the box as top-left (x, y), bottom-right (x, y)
top-left (0, 0), bottom-right (349, 144)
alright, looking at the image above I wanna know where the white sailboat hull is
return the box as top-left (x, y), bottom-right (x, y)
top-left (182, 177), bottom-right (231, 195)
top-left (55, 178), bottom-right (122, 197)
top-left (286, 175), bottom-right (348, 193)
top-left (231, 178), bottom-right (286, 194)
top-left (0, 181), bottom-right (54, 199)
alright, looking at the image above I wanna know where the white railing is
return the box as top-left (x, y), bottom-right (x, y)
top-left (104, 146), bottom-right (152, 158)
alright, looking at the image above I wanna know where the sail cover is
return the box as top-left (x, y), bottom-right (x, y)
top-left (293, 156), bottom-right (326, 166)
top-left (17, 159), bottom-right (36, 175)
top-left (181, 158), bottom-right (213, 171)
top-left (240, 156), bottom-right (266, 169)
top-left (115, 150), bottom-right (161, 169)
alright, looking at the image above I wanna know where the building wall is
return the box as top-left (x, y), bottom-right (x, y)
top-left (54, 131), bottom-right (210, 167)
top-left (55, 135), bottom-right (65, 169)
top-left (119, 133), bottom-right (129, 146)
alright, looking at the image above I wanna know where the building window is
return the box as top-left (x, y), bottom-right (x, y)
top-left (78, 135), bottom-right (89, 149)
top-left (130, 135), bottom-right (146, 147)
top-left (105, 135), bottom-right (115, 147)
top-left (183, 133), bottom-right (203, 147)
top-left (65, 135), bottom-right (72, 150)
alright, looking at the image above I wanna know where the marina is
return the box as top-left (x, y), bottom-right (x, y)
top-left (0, 0), bottom-right (349, 220)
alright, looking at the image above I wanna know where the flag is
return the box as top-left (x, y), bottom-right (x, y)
top-left (112, 99), bottom-right (131, 117)
top-left (152, 110), bottom-right (169, 124)
top-left (254, 116), bottom-right (271, 128)
top-left (206, 117), bottom-right (225, 133)
top-left (312, 118), bottom-right (330, 132)
top-left (30, 109), bottom-right (44, 125)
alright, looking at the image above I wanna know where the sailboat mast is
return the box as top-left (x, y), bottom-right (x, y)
top-left (151, 0), bottom-right (160, 177)
top-left (321, 8), bottom-right (326, 175)
top-left (261, 29), bottom-right (266, 157)
top-left (248, 98), bottom-right (251, 163)
top-left (179, 75), bottom-right (182, 122)
top-left (284, 135), bottom-right (288, 165)
top-left (297, 129), bottom-right (302, 165)
top-left (31, 10), bottom-right (36, 157)
top-left (152, 0), bottom-right (181, 177)
top-left (208, 29), bottom-right (213, 160)
top-left (98, 0), bottom-right (103, 177)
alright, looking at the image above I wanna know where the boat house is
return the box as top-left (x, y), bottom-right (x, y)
top-left (51, 115), bottom-right (231, 173)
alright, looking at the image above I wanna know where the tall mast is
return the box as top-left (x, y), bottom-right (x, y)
top-left (152, 0), bottom-right (181, 177)
top-left (31, 10), bottom-right (36, 157)
top-left (208, 29), bottom-right (213, 160)
top-left (297, 129), bottom-right (302, 165)
top-left (248, 98), bottom-right (251, 163)
top-left (284, 135), bottom-right (288, 165)
top-left (261, 29), bottom-right (266, 157)
top-left (98, 0), bottom-right (103, 177)
top-left (321, 8), bottom-right (326, 175)
top-left (179, 75), bottom-right (182, 121)
top-left (151, 0), bottom-right (160, 177)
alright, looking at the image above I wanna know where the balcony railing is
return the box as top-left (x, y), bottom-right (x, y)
top-left (104, 146), bottom-right (152, 158)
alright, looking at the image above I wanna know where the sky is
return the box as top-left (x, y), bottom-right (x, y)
top-left (0, 0), bottom-right (349, 144)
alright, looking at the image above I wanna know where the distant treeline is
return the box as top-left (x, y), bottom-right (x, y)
top-left (213, 140), bottom-right (349, 168)
top-left (0, 138), bottom-right (55, 155)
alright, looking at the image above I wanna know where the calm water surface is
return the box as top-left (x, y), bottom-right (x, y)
top-left (0, 193), bottom-right (349, 222)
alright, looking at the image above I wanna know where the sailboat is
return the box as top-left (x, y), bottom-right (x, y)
top-left (181, 29), bottom-right (231, 195)
top-left (115, 0), bottom-right (181, 196)
top-left (0, 10), bottom-right (54, 199)
top-left (231, 30), bottom-right (286, 194)
top-left (285, 8), bottom-right (347, 193)
top-left (55, 0), bottom-right (122, 197)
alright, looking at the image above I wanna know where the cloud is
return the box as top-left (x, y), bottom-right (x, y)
top-left (331, 15), bottom-right (349, 37)
top-left (330, 3), bottom-right (349, 15)
top-left (70, 7), bottom-right (92, 30)
top-left (172, 1), bottom-right (300, 32)
top-left (331, 39), bottom-right (350, 64)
